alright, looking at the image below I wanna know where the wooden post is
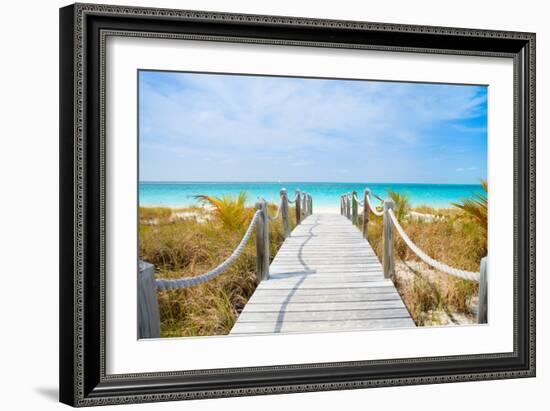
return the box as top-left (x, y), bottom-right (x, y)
top-left (340, 196), bottom-right (344, 215)
top-left (295, 189), bottom-right (301, 225)
top-left (302, 192), bottom-right (307, 217)
top-left (363, 189), bottom-right (370, 240)
top-left (343, 196), bottom-right (346, 216)
top-left (346, 194), bottom-right (351, 219)
top-left (255, 200), bottom-right (270, 283)
top-left (383, 199), bottom-right (395, 279)
top-left (309, 194), bottom-right (313, 215)
top-left (477, 257), bottom-right (488, 324)
top-left (351, 190), bottom-right (358, 225)
top-left (137, 261), bottom-right (160, 339)
top-left (280, 188), bottom-right (290, 238)
top-left (343, 196), bottom-right (347, 218)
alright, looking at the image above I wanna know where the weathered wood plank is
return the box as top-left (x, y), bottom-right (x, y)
top-left (280, 188), bottom-right (291, 238)
top-left (266, 276), bottom-right (385, 283)
top-left (267, 273), bottom-right (385, 280)
top-left (245, 295), bottom-right (403, 304)
top-left (268, 265), bottom-right (383, 271)
top-left (268, 268), bottom-right (384, 274)
top-left (249, 293), bottom-right (401, 304)
top-left (242, 299), bottom-right (407, 311)
top-left (138, 261), bottom-right (160, 339)
top-left (255, 281), bottom-right (397, 290)
top-left (477, 256), bottom-right (488, 324)
top-left (255, 200), bottom-right (269, 283)
top-left (383, 200), bottom-right (395, 279)
top-left (237, 308), bottom-right (411, 321)
top-left (231, 318), bottom-right (415, 334)
top-left (261, 277), bottom-right (386, 285)
top-left (273, 256), bottom-right (380, 261)
top-left (270, 261), bottom-right (382, 266)
top-left (275, 251), bottom-right (374, 256)
top-left (230, 213), bottom-right (414, 335)
top-left (249, 287), bottom-right (400, 296)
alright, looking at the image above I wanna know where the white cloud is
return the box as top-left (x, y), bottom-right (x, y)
top-left (140, 74), bottom-right (486, 153)
top-left (139, 72), bottom-right (487, 183)
top-left (456, 166), bottom-right (477, 172)
top-left (291, 160), bottom-right (313, 167)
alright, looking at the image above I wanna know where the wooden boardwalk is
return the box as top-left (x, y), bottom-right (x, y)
top-left (230, 213), bottom-right (414, 335)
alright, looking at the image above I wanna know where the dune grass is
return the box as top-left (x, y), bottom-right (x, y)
top-left (139, 207), bottom-right (172, 224)
top-left (140, 187), bottom-right (487, 333)
top-left (194, 192), bottom-right (252, 230)
top-left (412, 204), bottom-right (438, 214)
top-left (388, 189), bottom-right (411, 222)
top-left (361, 188), bottom-right (487, 326)
top-left (139, 199), bottom-right (294, 337)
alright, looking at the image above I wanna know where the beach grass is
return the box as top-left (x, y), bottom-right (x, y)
top-left (362, 203), bottom-right (486, 326)
top-left (140, 187), bottom-right (488, 334)
top-left (139, 201), bottom-right (294, 337)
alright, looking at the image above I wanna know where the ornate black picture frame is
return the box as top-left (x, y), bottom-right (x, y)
top-left (59, 3), bottom-right (535, 407)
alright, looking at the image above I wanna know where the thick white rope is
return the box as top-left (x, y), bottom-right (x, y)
top-left (387, 209), bottom-right (480, 282)
top-left (289, 193), bottom-right (302, 204)
top-left (155, 210), bottom-right (261, 290)
top-left (352, 192), bottom-right (364, 206)
top-left (366, 194), bottom-right (384, 217)
top-left (268, 197), bottom-right (284, 221)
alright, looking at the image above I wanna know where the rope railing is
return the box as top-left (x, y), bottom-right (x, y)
top-left (295, 189), bottom-right (302, 224)
top-left (338, 186), bottom-right (487, 324)
top-left (138, 188), bottom-right (313, 337)
top-left (156, 210), bottom-right (262, 290)
top-left (387, 209), bottom-right (480, 282)
top-left (366, 193), bottom-right (384, 217)
top-left (268, 197), bottom-right (284, 221)
top-left (340, 193), bottom-right (351, 219)
top-left (341, 190), bottom-right (381, 225)
top-left (295, 190), bottom-right (313, 223)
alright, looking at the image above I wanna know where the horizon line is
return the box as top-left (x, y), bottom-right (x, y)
top-left (139, 180), bottom-right (485, 186)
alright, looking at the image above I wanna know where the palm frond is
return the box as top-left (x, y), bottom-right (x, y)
top-left (452, 179), bottom-right (488, 232)
top-left (388, 190), bottom-right (411, 222)
top-left (194, 192), bottom-right (251, 230)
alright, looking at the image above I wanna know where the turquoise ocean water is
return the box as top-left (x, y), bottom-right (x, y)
top-left (139, 182), bottom-right (484, 209)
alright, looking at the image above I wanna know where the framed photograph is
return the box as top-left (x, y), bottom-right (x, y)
top-left (59, 3), bottom-right (535, 406)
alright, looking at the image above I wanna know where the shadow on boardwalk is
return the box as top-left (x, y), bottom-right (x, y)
top-left (230, 214), bottom-right (415, 335)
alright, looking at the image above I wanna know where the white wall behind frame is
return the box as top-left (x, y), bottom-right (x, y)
top-left (0, 1), bottom-right (545, 411)
top-left (107, 34), bottom-right (513, 374)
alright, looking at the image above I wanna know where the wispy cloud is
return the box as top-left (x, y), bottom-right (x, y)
top-left (452, 124), bottom-right (488, 133)
top-left (456, 166), bottom-right (477, 172)
top-left (139, 71), bottom-right (487, 184)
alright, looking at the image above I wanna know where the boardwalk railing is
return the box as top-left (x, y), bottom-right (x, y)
top-left (138, 188), bottom-right (313, 338)
top-left (290, 189), bottom-right (313, 224)
top-left (341, 188), bottom-right (488, 324)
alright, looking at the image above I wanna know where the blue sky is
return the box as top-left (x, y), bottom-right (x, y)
top-left (139, 71), bottom-right (487, 184)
